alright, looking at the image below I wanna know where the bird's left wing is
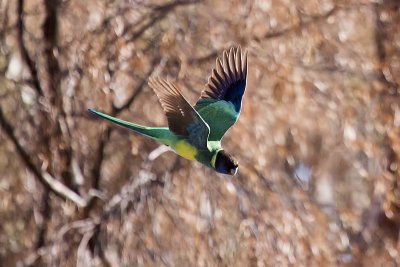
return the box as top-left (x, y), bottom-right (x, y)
top-left (148, 78), bottom-right (210, 149)
top-left (194, 46), bottom-right (248, 141)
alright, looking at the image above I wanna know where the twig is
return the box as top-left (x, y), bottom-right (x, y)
top-left (0, 106), bottom-right (87, 207)
top-left (76, 230), bottom-right (95, 267)
top-left (42, 0), bottom-right (61, 104)
top-left (25, 219), bottom-right (96, 266)
top-left (41, 171), bottom-right (87, 207)
top-left (86, 153), bottom-right (183, 265)
top-left (84, 63), bottom-right (157, 215)
top-left (112, 65), bottom-right (155, 115)
top-left (148, 145), bottom-right (172, 161)
top-left (34, 188), bottom-right (51, 249)
top-left (16, 0), bottom-right (43, 96)
top-left (124, 0), bottom-right (201, 43)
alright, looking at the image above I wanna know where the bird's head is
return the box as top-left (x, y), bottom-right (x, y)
top-left (214, 150), bottom-right (238, 175)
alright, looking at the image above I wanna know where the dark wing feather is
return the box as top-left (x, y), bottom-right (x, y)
top-left (198, 46), bottom-right (247, 111)
top-left (194, 46), bottom-right (248, 141)
top-left (148, 78), bottom-right (209, 149)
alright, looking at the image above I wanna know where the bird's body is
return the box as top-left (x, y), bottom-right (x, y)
top-left (89, 46), bottom-right (247, 175)
top-left (88, 109), bottom-right (221, 167)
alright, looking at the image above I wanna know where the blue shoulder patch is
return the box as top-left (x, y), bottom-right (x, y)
top-left (186, 122), bottom-right (210, 149)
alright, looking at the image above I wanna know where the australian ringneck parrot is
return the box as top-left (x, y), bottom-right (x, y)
top-left (89, 46), bottom-right (248, 175)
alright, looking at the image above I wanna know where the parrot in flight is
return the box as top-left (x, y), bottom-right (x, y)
top-left (89, 46), bottom-right (248, 175)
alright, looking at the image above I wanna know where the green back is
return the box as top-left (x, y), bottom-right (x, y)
top-left (195, 99), bottom-right (239, 141)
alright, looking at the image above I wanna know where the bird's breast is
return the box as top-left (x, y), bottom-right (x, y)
top-left (173, 140), bottom-right (198, 161)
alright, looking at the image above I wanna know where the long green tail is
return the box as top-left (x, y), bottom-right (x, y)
top-left (88, 109), bottom-right (173, 143)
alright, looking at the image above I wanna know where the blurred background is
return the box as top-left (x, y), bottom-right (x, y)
top-left (0, 0), bottom-right (399, 266)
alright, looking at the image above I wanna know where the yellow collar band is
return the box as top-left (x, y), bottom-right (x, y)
top-left (211, 149), bottom-right (223, 168)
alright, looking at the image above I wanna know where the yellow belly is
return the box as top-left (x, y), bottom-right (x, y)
top-left (174, 140), bottom-right (198, 160)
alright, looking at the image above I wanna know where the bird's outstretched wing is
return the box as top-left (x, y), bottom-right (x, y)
top-left (194, 46), bottom-right (248, 141)
top-left (148, 78), bottom-right (210, 149)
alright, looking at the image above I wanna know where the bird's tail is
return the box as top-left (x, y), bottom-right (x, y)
top-left (88, 109), bottom-right (173, 143)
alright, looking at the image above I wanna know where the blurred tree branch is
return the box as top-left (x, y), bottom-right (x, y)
top-left (0, 106), bottom-right (87, 207)
top-left (85, 60), bottom-right (159, 216)
top-left (17, 0), bottom-right (43, 96)
top-left (2, 0), bottom-right (400, 265)
top-left (87, 155), bottom-right (177, 264)
top-left (121, 0), bottom-right (201, 43)
top-left (257, 6), bottom-right (338, 41)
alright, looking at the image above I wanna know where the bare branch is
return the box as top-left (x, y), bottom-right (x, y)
top-left (16, 0), bottom-right (43, 96)
top-left (148, 145), bottom-right (172, 161)
top-left (124, 0), bottom-right (201, 43)
top-left (41, 171), bottom-right (87, 207)
top-left (112, 65), bottom-right (156, 115)
top-left (84, 63), bottom-right (157, 215)
top-left (76, 230), bottom-right (95, 267)
top-left (0, 106), bottom-right (87, 207)
top-left (34, 189), bottom-right (51, 249)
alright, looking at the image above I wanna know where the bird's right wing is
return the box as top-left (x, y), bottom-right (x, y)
top-left (194, 46), bottom-right (248, 141)
top-left (148, 78), bottom-right (210, 150)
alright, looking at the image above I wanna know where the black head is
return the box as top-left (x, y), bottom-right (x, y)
top-left (215, 150), bottom-right (239, 175)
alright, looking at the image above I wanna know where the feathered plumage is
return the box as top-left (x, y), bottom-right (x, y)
top-left (89, 46), bottom-right (248, 175)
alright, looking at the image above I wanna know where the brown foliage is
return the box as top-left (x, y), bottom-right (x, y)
top-left (0, 0), bottom-right (399, 266)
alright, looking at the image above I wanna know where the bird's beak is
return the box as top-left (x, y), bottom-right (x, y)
top-left (230, 167), bottom-right (238, 175)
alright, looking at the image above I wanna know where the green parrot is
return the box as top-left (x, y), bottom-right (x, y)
top-left (89, 46), bottom-right (248, 175)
